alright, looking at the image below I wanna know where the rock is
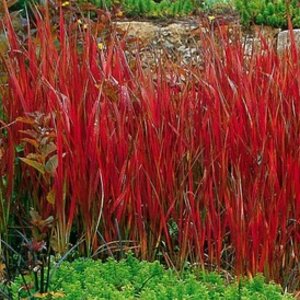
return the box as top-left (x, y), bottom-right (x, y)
top-left (113, 20), bottom-right (204, 67)
top-left (162, 40), bottom-right (175, 49)
top-left (190, 48), bottom-right (197, 54)
top-left (114, 21), bottom-right (159, 44)
top-left (242, 35), bottom-right (261, 56)
top-left (277, 29), bottom-right (300, 54)
top-left (161, 30), bottom-right (170, 37)
top-left (164, 23), bottom-right (190, 36)
top-left (114, 20), bottom-right (290, 67)
top-left (178, 45), bottom-right (186, 52)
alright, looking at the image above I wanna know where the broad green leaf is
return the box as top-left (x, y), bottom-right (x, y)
top-left (19, 157), bottom-right (45, 174)
top-left (15, 144), bottom-right (24, 153)
top-left (26, 153), bottom-right (44, 162)
top-left (45, 154), bottom-right (58, 175)
top-left (41, 142), bottom-right (57, 157)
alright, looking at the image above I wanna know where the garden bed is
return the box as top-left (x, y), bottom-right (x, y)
top-left (8, 255), bottom-right (294, 299)
top-left (1, 1), bottom-right (300, 299)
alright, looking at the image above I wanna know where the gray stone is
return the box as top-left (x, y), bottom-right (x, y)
top-left (277, 29), bottom-right (300, 54)
top-left (114, 21), bottom-right (159, 43)
top-left (162, 40), bottom-right (175, 49)
top-left (178, 45), bottom-right (187, 52)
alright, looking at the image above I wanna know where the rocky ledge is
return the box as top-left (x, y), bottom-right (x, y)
top-left (114, 20), bottom-right (300, 66)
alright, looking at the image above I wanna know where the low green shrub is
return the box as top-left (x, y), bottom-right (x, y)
top-left (7, 255), bottom-right (294, 299)
top-left (9, 0), bottom-right (300, 26)
top-left (87, 0), bottom-right (196, 17)
top-left (10, 0), bottom-right (195, 18)
top-left (123, 0), bottom-right (195, 18)
top-left (202, 0), bottom-right (233, 13)
top-left (235, 0), bottom-right (300, 28)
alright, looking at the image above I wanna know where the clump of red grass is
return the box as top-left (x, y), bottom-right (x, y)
top-left (1, 2), bottom-right (300, 290)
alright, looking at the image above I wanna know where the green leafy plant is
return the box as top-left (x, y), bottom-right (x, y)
top-left (202, 0), bottom-right (233, 13)
top-left (7, 0), bottom-right (38, 12)
top-left (235, 0), bottom-right (300, 28)
top-left (6, 255), bottom-right (294, 299)
top-left (79, 0), bottom-right (197, 17)
top-left (78, 0), bottom-right (115, 10)
top-left (122, 0), bottom-right (195, 17)
top-left (0, 209), bottom-right (54, 300)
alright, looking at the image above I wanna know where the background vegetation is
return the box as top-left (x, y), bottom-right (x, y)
top-left (235, 0), bottom-right (300, 28)
top-left (5, 0), bottom-right (300, 28)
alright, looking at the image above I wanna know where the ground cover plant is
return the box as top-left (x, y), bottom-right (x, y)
top-left (202, 0), bottom-right (234, 14)
top-left (8, 0), bottom-right (300, 28)
top-left (12, 0), bottom-right (197, 18)
top-left (7, 254), bottom-right (294, 299)
top-left (95, 0), bottom-right (194, 16)
top-left (7, 0), bottom-right (300, 28)
top-left (1, 0), bottom-right (300, 295)
top-left (235, 0), bottom-right (300, 27)
top-left (122, 0), bottom-right (195, 18)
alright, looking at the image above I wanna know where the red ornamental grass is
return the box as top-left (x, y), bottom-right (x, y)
top-left (1, 4), bottom-right (300, 288)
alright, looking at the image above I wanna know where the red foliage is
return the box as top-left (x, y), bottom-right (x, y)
top-left (1, 7), bottom-right (300, 287)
